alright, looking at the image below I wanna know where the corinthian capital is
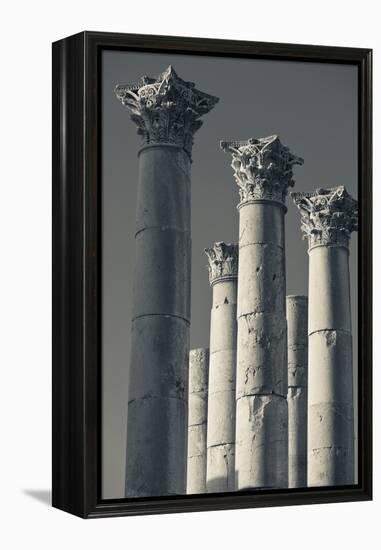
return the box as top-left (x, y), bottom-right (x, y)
top-left (220, 135), bottom-right (303, 206)
top-left (291, 186), bottom-right (358, 248)
top-left (205, 242), bottom-right (238, 285)
top-left (115, 65), bottom-right (219, 158)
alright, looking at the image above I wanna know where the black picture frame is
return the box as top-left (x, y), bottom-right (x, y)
top-left (52, 31), bottom-right (372, 519)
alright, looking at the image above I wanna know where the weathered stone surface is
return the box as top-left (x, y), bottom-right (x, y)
top-left (308, 329), bottom-right (354, 485)
top-left (118, 69), bottom-right (218, 498)
top-left (205, 243), bottom-right (238, 493)
top-left (188, 424), bottom-right (207, 456)
top-left (126, 396), bottom-right (187, 497)
top-left (235, 201), bottom-right (288, 488)
top-left (287, 295), bottom-right (308, 488)
top-left (237, 243), bottom-right (286, 317)
top-left (308, 246), bottom-right (351, 334)
top-left (132, 145), bottom-right (191, 321)
top-left (237, 313), bottom-right (288, 398)
top-left (307, 445), bottom-right (353, 486)
top-left (207, 444), bottom-right (235, 493)
top-left (235, 395), bottom-right (289, 489)
top-left (133, 228), bottom-right (191, 319)
top-left (221, 136), bottom-right (302, 490)
top-left (128, 316), bottom-right (189, 403)
top-left (308, 252), bottom-right (355, 487)
top-left (238, 200), bottom-right (285, 247)
top-left (210, 308), bottom-right (237, 351)
top-left (136, 145), bottom-right (191, 233)
top-left (287, 295), bottom-right (308, 352)
top-left (126, 315), bottom-right (189, 497)
top-left (207, 389), bottom-right (236, 446)
top-left (288, 389), bottom-right (308, 487)
top-left (187, 348), bottom-right (209, 494)
top-left (292, 186), bottom-right (357, 487)
top-left (206, 351), bottom-right (236, 393)
top-left (309, 330), bottom-right (353, 404)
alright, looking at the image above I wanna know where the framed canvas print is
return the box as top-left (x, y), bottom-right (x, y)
top-left (52, 31), bottom-right (372, 518)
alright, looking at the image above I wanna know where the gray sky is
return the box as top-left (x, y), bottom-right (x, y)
top-left (102, 50), bottom-right (358, 499)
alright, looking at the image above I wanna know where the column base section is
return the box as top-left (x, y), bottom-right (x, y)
top-left (206, 443), bottom-right (235, 493)
top-left (307, 446), bottom-right (354, 487)
top-left (126, 396), bottom-right (187, 497)
top-left (288, 387), bottom-right (307, 488)
top-left (308, 401), bottom-right (354, 487)
top-left (308, 329), bottom-right (354, 486)
top-left (187, 453), bottom-right (207, 495)
top-left (187, 423), bottom-right (207, 494)
top-left (126, 314), bottom-right (189, 497)
top-left (235, 394), bottom-right (288, 490)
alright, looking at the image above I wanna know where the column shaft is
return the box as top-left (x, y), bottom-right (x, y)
top-left (308, 245), bottom-right (354, 485)
top-left (236, 202), bottom-right (288, 489)
top-left (287, 295), bottom-right (308, 488)
top-left (207, 278), bottom-right (237, 492)
top-left (187, 348), bottom-right (209, 494)
top-left (126, 145), bottom-right (191, 497)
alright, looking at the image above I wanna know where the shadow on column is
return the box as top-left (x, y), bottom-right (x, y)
top-left (206, 476), bottom-right (235, 494)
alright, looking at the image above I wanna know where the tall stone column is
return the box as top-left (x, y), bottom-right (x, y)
top-left (221, 136), bottom-right (303, 490)
top-left (115, 66), bottom-right (218, 497)
top-left (292, 186), bottom-right (358, 486)
top-left (187, 348), bottom-right (209, 494)
top-left (287, 295), bottom-right (308, 488)
top-left (204, 242), bottom-right (238, 492)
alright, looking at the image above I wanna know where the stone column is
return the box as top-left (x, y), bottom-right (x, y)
top-left (116, 66), bottom-right (218, 497)
top-left (292, 186), bottom-right (358, 487)
top-left (221, 136), bottom-right (303, 490)
top-left (287, 295), bottom-right (308, 488)
top-left (204, 242), bottom-right (238, 492)
top-left (187, 348), bottom-right (209, 494)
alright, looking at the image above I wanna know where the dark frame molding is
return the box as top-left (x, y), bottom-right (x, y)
top-left (52, 31), bottom-right (372, 519)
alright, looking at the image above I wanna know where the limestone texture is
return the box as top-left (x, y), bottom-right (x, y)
top-left (187, 348), bottom-right (209, 494)
top-left (205, 243), bottom-right (238, 492)
top-left (287, 295), bottom-right (308, 488)
top-left (292, 186), bottom-right (358, 486)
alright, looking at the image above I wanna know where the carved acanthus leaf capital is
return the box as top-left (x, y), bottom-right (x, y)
top-left (291, 186), bottom-right (358, 248)
top-left (115, 65), bottom-right (219, 158)
top-left (205, 242), bottom-right (238, 285)
top-left (220, 135), bottom-right (303, 205)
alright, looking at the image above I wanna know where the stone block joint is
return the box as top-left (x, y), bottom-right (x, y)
top-left (187, 348), bottom-right (209, 494)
